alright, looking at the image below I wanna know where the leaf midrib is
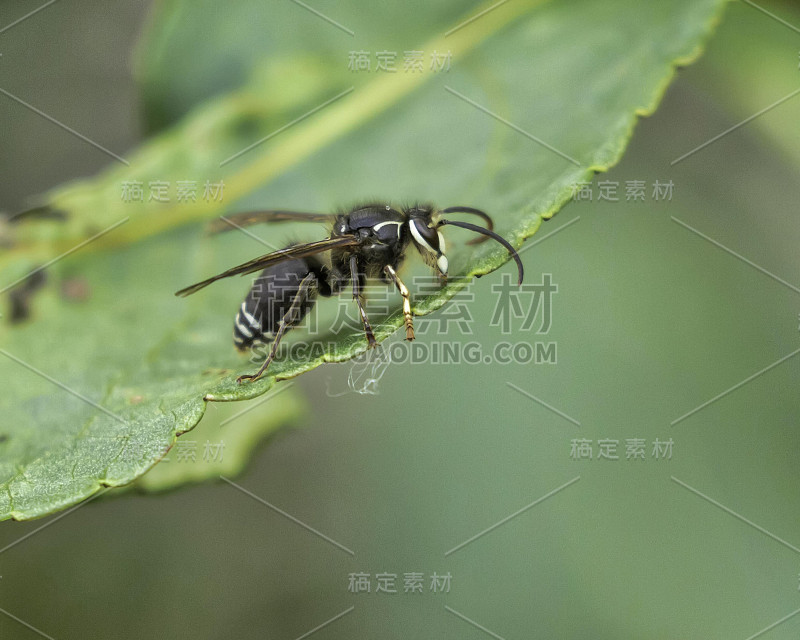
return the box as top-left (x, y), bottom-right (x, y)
top-left (5, 0), bottom-right (549, 266)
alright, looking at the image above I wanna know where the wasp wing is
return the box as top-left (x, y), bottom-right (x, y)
top-left (208, 210), bottom-right (337, 235)
top-left (175, 235), bottom-right (359, 297)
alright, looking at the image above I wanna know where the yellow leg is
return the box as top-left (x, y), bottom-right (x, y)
top-left (384, 265), bottom-right (414, 341)
top-left (351, 255), bottom-right (378, 348)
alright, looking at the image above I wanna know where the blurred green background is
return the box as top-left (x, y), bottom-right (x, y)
top-left (1, 1), bottom-right (799, 639)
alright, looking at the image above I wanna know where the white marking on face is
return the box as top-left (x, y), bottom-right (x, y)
top-left (409, 220), bottom-right (436, 253)
top-left (437, 231), bottom-right (446, 254)
top-left (437, 254), bottom-right (449, 274)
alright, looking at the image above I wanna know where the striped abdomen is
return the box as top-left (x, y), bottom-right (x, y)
top-left (233, 257), bottom-right (322, 351)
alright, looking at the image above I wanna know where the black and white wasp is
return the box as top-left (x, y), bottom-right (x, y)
top-left (175, 203), bottom-right (524, 383)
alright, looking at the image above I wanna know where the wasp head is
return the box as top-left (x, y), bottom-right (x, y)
top-left (405, 205), bottom-right (448, 277)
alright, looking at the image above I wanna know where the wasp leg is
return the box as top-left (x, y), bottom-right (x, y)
top-left (350, 255), bottom-right (378, 348)
top-left (238, 272), bottom-right (317, 384)
top-left (384, 265), bottom-right (414, 341)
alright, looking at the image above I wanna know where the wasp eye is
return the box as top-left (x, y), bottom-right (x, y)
top-left (410, 219), bottom-right (440, 254)
top-left (410, 219), bottom-right (448, 275)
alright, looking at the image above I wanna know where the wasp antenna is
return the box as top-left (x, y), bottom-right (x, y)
top-left (439, 206), bottom-right (493, 245)
top-left (437, 219), bottom-right (524, 285)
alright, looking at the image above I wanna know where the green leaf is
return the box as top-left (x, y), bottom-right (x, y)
top-left (0, 0), bottom-right (728, 520)
top-left (132, 385), bottom-right (304, 492)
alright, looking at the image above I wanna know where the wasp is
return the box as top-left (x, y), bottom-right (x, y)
top-left (175, 203), bottom-right (524, 383)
